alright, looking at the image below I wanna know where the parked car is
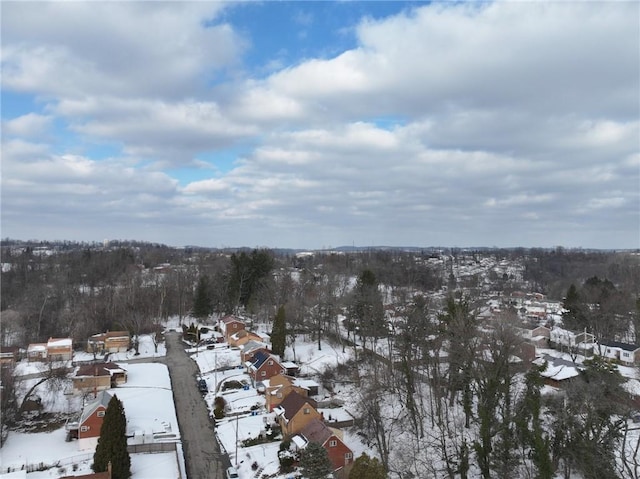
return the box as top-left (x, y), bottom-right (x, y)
top-left (226, 466), bottom-right (239, 479)
top-left (198, 378), bottom-right (208, 393)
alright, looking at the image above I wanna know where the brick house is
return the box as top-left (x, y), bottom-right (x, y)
top-left (87, 331), bottom-right (131, 354)
top-left (219, 315), bottom-right (246, 341)
top-left (27, 342), bottom-right (48, 361)
top-left (240, 341), bottom-right (271, 364)
top-left (274, 391), bottom-right (320, 437)
top-left (73, 362), bottom-right (127, 395)
top-left (66, 390), bottom-right (113, 450)
top-left (248, 351), bottom-right (287, 384)
top-left (46, 338), bottom-right (73, 361)
top-left (0, 346), bottom-right (20, 368)
top-left (295, 418), bottom-right (354, 474)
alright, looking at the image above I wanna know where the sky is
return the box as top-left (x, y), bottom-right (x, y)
top-left (1, 1), bottom-right (639, 250)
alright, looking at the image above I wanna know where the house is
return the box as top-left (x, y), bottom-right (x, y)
top-left (274, 391), bottom-right (321, 437)
top-left (26, 343), bottom-right (48, 361)
top-left (550, 328), bottom-right (595, 352)
top-left (294, 418), bottom-right (354, 474)
top-left (263, 374), bottom-right (310, 411)
top-left (248, 351), bottom-right (287, 384)
top-left (73, 362), bottom-right (127, 395)
top-left (228, 329), bottom-right (267, 348)
top-left (240, 341), bottom-right (271, 364)
top-left (219, 315), bottom-right (246, 341)
top-left (0, 346), bottom-right (20, 368)
top-left (66, 390), bottom-right (113, 450)
top-left (534, 354), bottom-right (582, 388)
top-left (46, 338), bottom-right (73, 361)
top-left (517, 324), bottom-right (550, 348)
top-left (87, 331), bottom-right (131, 354)
top-left (595, 341), bottom-right (640, 365)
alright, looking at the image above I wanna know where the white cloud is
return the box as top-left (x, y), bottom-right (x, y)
top-left (3, 113), bottom-right (52, 138)
top-left (1, 1), bottom-right (638, 248)
top-left (1, 2), bottom-right (241, 98)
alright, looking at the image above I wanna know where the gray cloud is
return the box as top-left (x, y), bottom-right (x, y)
top-left (1, 2), bottom-right (638, 249)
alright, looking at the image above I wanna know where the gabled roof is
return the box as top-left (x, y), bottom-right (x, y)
top-left (80, 391), bottom-right (112, 424)
top-left (90, 331), bottom-right (130, 341)
top-left (241, 340), bottom-right (269, 353)
top-left (251, 351), bottom-right (282, 370)
top-left (277, 391), bottom-right (317, 421)
top-left (221, 315), bottom-right (244, 325)
top-left (47, 337), bottom-right (72, 348)
top-left (599, 340), bottom-right (640, 352)
top-left (299, 418), bottom-right (332, 445)
top-left (76, 362), bottom-right (126, 378)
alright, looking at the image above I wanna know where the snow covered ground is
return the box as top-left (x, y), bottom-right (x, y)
top-left (1, 363), bottom-right (182, 479)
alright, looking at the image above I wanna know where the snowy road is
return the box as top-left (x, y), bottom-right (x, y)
top-left (165, 331), bottom-right (228, 479)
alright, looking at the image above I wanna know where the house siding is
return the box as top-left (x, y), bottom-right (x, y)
top-left (281, 407), bottom-right (322, 437)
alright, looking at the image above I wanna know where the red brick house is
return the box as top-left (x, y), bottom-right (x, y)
top-left (248, 351), bottom-right (287, 384)
top-left (240, 341), bottom-right (271, 364)
top-left (295, 418), bottom-right (354, 474)
top-left (66, 390), bottom-right (113, 450)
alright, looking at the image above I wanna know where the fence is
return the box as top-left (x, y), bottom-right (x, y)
top-left (127, 441), bottom-right (177, 454)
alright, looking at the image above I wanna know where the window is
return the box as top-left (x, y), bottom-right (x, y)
top-left (80, 426), bottom-right (89, 432)
top-left (329, 440), bottom-right (337, 447)
top-left (304, 408), bottom-right (310, 414)
top-left (623, 352), bottom-right (630, 358)
top-left (97, 411), bottom-right (105, 417)
top-left (261, 371), bottom-right (266, 377)
top-left (268, 360), bottom-right (273, 365)
top-left (345, 452), bottom-right (353, 460)
top-left (280, 369), bottom-right (285, 374)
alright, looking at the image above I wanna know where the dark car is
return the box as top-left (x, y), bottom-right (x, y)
top-left (197, 378), bottom-right (208, 393)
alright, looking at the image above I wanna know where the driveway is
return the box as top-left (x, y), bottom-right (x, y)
top-left (165, 331), bottom-right (227, 479)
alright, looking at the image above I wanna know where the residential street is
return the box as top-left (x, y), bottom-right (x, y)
top-left (165, 332), bottom-right (227, 479)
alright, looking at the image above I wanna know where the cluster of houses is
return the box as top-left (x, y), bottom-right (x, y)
top-left (216, 315), bottom-right (355, 477)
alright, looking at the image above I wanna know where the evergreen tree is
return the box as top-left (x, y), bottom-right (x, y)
top-left (562, 283), bottom-right (585, 330)
top-left (348, 453), bottom-right (387, 479)
top-left (299, 442), bottom-right (332, 479)
top-left (192, 275), bottom-right (212, 319)
top-left (348, 269), bottom-right (385, 343)
top-left (93, 395), bottom-right (131, 479)
top-left (271, 305), bottom-right (287, 357)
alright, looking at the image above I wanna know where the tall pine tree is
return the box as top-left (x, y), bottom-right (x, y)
top-left (192, 275), bottom-right (212, 319)
top-left (93, 395), bottom-right (131, 479)
top-left (299, 442), bottom-right (333, 479)
top-left (271, 305), bottom-right (287, 357)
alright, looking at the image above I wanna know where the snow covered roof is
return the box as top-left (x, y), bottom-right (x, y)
top-left (47, 338), bottom-right (72, 347)
top-left (281, 361), bottom-right (298, 369)
top-left (291, 434), bottom-right (308, 449)
top-left (27, 343), bottom-right (47, 352)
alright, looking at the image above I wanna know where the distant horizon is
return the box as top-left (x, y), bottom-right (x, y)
top-left (2, 237), bottom-right (637, 254)
top-left (2, 2), bottom-right (638, 250)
